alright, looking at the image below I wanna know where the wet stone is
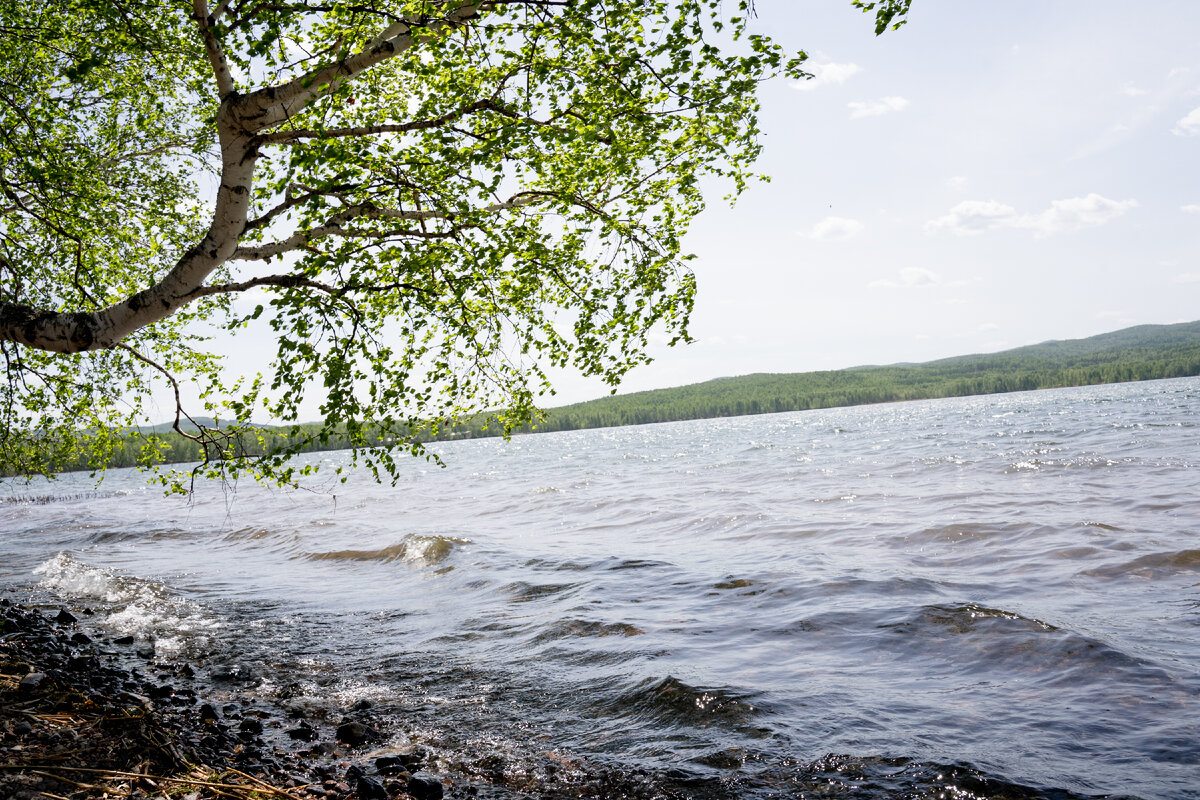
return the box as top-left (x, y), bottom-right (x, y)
top-left (286, 722), bottom-right (318, 741)
top-left (54, 609), bottom-right (77, 625)
top-left (375, 756), bottom-right (407, 774)
top-left (239, 719), bottom-right (264, 735)
top-left (335, 721), bottom-right (377, 746)
top-left (212, 663), bottom-right (257, 683)
top-left (407, 773), bottom-right (444, 800)
top-left (199, 703), bottom-right (220, 724)
top-left (356, 774), bottom-right (388, 800)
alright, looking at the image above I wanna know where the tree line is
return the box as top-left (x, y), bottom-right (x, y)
top-left (35, 320), bottom-right (1199, 474)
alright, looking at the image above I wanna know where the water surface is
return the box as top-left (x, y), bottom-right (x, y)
top-left (3, 378), bottom-right (1199, 798)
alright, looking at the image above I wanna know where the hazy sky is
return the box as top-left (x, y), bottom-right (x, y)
top-left (543, 0), bottom-right (1200, 404)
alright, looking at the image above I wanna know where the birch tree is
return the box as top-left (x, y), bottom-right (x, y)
top-left (0, 0), bottom-right (906, 489)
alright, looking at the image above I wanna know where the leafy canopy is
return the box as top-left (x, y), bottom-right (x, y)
top-left (0, 0), bottom-right (906, 491)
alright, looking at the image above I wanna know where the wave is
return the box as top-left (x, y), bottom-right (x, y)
top-left (605, 676), bottom-right (766, 731)
top-left (33, 552), bottom-right (219, 656)
top-left (531, 618), bottom-right (645, 643)
top-left (302, 534), bottom-right (468, 566)
top-left (1082, 549), bottom-right (1200, 580)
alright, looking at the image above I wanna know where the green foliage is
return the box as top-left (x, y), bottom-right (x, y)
top-left (852, 0), bottom-right (913, 35)
top-left (1, 1), bottom-right (909, 490)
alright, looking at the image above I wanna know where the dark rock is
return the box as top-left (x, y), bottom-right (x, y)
top-left (67, 655), bottom-right (96, 671)
top-left (401, 748), bottom-right (429, 769)
top-left (285, 722), bottom-right (317, 741)
top-left (54, 609), bottom-right (76, 624)
top-left (136, 646), bottom-right (155, 659)
top-left (407, 773), bottom-right (444, 800)
top-left (335, 721), bottom-right (376, 746)
top-left (344, 765), bottom-right (366, 783)
top-left (212, 663), bottom-right (256, 682)
top-left (113, 635), bottom-right (136, 645)
top-left (18, 673), bottom-right (47, 693)
top-left (356, 775), bottom-right (388, 800)
top-left (375, 756), bottom-right (407, 774)
top-left (349, 698), bottom-right (373, 712)
top-left (239, 719), bottom-right (264, 735)
top-left (148, 684), bottom-right (174, 700)
top-left (12, 721), bottom-right (33, 736)
top-left (199, 703), bottom-right (220, 724)
top-left (70, 631), bottom-right (91, 645)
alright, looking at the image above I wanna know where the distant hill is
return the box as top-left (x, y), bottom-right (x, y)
top-left (47, 320), bottom-right (1200, 474)
top-left (502, 320), bottom-right (1200, 435)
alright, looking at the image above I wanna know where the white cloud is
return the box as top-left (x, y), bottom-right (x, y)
top-left (926, 194), bottom-right (1136, 237)
top-left (791, 61), bottom-right (861, 92)
top-left (1025, 194), bottom-right (1137, 236)
top-left (1172, 106), bottom-right (1200, 136)
top-left (1175, 273), bottom-right (1200, 284)
top-left (805, 216), bottom-right (864, 241)
top-left (946, 176), bottom-right (969, 192)
top-left (848, 96), bottom-right (909, 119)
top-left (978, 322), bottom-right (1000, 332)
top-left (925, 200), bottom-right (1019, 236)
top-left (1182, 204), bottom-right (1200, 214)
top-left (899, 267), bottom-right (939, 287)
top-left (868, 267), bottom-right (939, 289)
top-left (1119, 82), bottom-right (1148, 97)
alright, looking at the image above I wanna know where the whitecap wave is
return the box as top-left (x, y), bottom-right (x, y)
top-left (34, 552), bottom-right (220, 655)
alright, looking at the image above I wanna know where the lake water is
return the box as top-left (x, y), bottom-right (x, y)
top-left (3, 378), bottom-right (1199, 799)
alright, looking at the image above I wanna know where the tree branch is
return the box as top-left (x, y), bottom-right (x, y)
top-left (193, 0), bottom-right (236, 99)
top-left (231, 193), bottom-right (546, 260)
top-left (233, 3), bottom-right (487, 131)
top-left (256, 98), bottom-right (502, 144)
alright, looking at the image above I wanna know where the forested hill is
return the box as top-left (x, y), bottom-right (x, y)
top-left (39, 321), bottom-right (1200, 473)
top-left (508, 320), bottom-right (1200, 435)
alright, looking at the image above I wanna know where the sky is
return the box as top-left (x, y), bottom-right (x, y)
top-left (184, 1), bottom-right (1200, 422)
top-left (540, 0), bottom-right (1200, 405)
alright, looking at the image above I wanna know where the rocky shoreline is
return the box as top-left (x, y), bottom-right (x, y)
top-left (0, 597), bottom-right (448, 800)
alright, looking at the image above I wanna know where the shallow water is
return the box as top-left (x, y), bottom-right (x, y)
top-left (3, 378), bottom-right (1200, 799)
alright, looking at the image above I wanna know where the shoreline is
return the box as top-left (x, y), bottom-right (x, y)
top-left (0, 596), bottom-right (446, 800)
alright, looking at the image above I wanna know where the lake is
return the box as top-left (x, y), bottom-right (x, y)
top-left (3, 378), bottom-right (1199, 799)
